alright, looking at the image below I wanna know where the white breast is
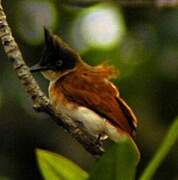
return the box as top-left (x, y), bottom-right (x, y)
top-left (57, 103), bottom-right (123, 142)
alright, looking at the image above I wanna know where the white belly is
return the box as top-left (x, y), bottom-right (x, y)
top-left (58, 103), bottom-right (122, 142)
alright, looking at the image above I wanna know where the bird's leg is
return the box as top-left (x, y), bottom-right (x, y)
top-left (95, 133), bottom-right (108, 147)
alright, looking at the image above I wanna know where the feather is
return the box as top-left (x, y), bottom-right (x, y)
top-left (51, 65), bottom-right (137, 137)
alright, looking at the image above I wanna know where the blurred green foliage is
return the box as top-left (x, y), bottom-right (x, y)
top-left (141, 116), bottom-right (178, 180)
top-left (0, 0), bottom-right (178, 180)
top-left (37, 149), bottom-right (88, 180)
top-left (36, 120), bottom-right (178, 180)
top-left (36, 136), bottom-right (139, 180)
top-left (89, 137), bottom-right (139, 180)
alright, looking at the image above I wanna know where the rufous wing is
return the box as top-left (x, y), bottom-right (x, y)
top-left (57, 70), bottom-right (138, 136)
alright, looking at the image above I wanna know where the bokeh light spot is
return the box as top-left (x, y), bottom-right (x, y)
top-left (16, 0), bottom-right (58, 45)
top-left (71, 4), bottom-right (126, 51)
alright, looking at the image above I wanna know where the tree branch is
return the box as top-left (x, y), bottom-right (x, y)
top-left (0, 1), bottom-right (103, 156)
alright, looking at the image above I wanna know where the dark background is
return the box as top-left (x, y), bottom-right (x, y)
top-left (0, 0), bottom-right (178, 179)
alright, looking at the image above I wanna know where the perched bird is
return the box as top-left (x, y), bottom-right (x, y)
top-left (30, 28), bottom-right (138, 142)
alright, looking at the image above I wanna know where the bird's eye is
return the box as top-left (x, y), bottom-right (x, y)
top-left (56, 60), bottom-right (63, 67)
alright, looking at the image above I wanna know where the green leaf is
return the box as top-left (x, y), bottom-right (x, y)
top-left (140, 116), bottom-right (178, 180)
top-left (0, 177), bottom-right (11, 180)
top-left (36, 149), bottom-right (88, 180)
top-left (89, 136), bottom-right (140, 180)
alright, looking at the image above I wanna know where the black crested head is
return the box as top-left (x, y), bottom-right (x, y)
top-left (30, 28), bottom-right (81, 72)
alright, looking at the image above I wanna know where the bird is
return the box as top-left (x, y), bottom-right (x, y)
top-left (30, 28), bottom-right (138, 142)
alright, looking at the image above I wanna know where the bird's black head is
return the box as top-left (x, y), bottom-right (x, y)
top-left (30, 28), bottom-right (81, 73)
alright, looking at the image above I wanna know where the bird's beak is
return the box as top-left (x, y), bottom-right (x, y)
top-left (30, 64), bottom-right (48, 72)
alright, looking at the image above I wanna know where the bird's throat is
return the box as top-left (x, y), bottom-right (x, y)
top-left (41, 65), bottom-right (81, 82)
top-left (41, 70), bottom-right (62, 81)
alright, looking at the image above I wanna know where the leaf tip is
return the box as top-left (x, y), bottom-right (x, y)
top-left (35, 148), bottom-right (48, 160)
